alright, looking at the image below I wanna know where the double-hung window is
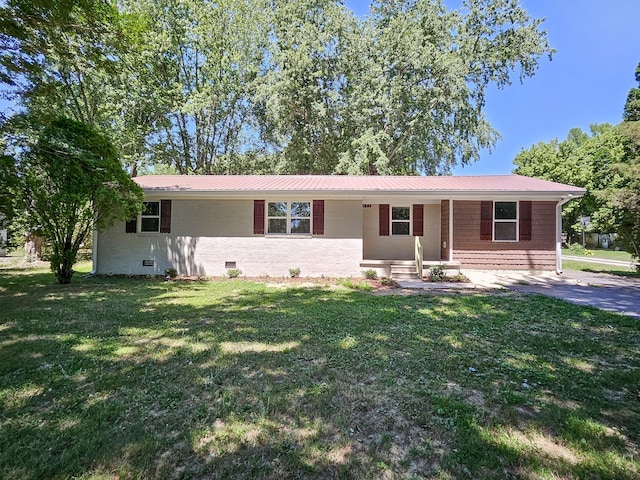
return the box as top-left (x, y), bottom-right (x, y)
top-left (494, 201), bottom-right (518, 241)
top-left (141, 201), bottom-right (160, 233)
top-left (391, 206), bottom-right (411, 236)
top-left (267, 202), bottom-right (311, 234)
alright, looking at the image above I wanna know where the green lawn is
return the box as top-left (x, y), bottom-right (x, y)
top-left (562, 259), bottom-right (640, 278)
top-left (1, 264), bottom-right (639, 479)
top-left (563, 249), bottom-right (633, 262)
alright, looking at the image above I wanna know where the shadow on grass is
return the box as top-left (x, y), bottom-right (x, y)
top-left (0, 268), bottom-right (639, 479)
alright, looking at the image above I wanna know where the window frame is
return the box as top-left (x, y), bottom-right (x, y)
top-left (390, 206), bottom-right (412, 237)
top-left (493, 200), bottom-right (518, 242)
top-left (140, 201), bottom-right (161, 233)
top-left (266, 201), bottom-right (312, 235)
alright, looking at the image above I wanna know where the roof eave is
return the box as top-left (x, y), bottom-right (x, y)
top-left (141, 187), bottom-right (585, 200)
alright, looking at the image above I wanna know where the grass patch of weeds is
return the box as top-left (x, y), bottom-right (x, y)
top-left (337, 277), bottom-right (374, 291)
top-left (0, 262), bottom-right (639, 479)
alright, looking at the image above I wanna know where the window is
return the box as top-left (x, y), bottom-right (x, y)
top-left (391, 206), bottom-right (411, 235)
top-left (494, 201), bottom-right (517, 241)
top-left (267, 201), bottom-right (311, 234)
top-left (141, 201), bottom-right (160, 232)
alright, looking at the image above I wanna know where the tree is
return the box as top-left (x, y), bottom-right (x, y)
top-left (0, 1), bottom-right (116, 87)
top-left (513, 125), bottom-right (626, 243)
top-left (118, 0), bottom-right (270, 175)
top-left (9, 116), bottom-right (143, 283)
top-left (256, 0), bottom-right (357, 174)
top-left (0, 0), bottom-right (167, 177)
top-left (605, 62), bottom-right (640, 264)
top-left (261, 0), bottom-right (554, 175)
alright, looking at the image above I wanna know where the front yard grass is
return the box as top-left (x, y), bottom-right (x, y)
top-left (563, 249), bottom-right (633, 262)
top-left (1, 264), bottom-right (639, 479)
top-left (562, 259), bottom-right (640, 278)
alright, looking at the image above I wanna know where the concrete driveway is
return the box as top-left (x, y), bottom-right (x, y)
top-left (463, 270), bottom-right (640, 318)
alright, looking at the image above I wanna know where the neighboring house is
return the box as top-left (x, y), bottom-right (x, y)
top-left (94, 175), bottom-right (585, 278)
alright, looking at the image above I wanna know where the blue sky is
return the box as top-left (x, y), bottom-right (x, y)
top-left (346, 0), bottom-right (640, 175)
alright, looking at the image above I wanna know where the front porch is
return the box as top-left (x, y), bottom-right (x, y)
top-left (360, 259), bottom-right (461, 280)
top-left (361, 200), bottom-right (451, 279)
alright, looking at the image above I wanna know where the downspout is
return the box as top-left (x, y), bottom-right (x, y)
top-left (556, 195), bottom-right (574, 275)
top-left (90, 227), bottom-right (98, 275)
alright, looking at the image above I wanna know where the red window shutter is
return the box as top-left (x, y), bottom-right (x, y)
top-left (480, 201), bottom-right (493, 240)
top-left (313, 200), bottom-right (325, 235)
top-left (519, 201), bottom-right (532, 241)
top-left (253, 200), bottom-right (265, 234)
top-left (125, 218), bottom-right (137, 233)
top-left (379, 204), bottom-right (390, 236)
top-left (412, 204), bottom-right (424, 237)
top-left (160, 200), bottom-right (172, 233)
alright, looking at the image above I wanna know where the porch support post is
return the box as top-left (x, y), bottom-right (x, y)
top-left (449, 199), bottom-right (453, 262)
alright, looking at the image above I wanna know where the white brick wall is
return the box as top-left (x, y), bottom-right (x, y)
top-left (96, 199), bottom-right (363, 277)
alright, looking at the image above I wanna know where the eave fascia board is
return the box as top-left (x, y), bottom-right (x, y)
top-left (141, 188), bottom-right (585, 202)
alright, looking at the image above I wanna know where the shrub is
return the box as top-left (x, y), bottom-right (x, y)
top-left (451, 273), bottom-right (467, 283)
top-left (165, 267), bottom-right (178, 279)
top-left (227, 268), bottom-right (242, 278)
top-left (362, 269), bottom-right (377, 280)
top-left (289, 267), bottom-right (301, 278)
top-left (380, 277), bottom-right (394, 286)
top-left (429, 264), bottom-right (446, 282)
top-left (568, 243), bottom-right (587, 255)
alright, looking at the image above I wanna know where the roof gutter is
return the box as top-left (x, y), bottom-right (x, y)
top-left (556, 195), bottom-right (578, 275)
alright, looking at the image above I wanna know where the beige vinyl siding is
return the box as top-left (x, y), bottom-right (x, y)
top-left (362, 203), bottom-right (440, 261)
top-left (96, 199), bottom-right (362, 277)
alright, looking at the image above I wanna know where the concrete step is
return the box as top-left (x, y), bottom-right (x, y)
top-left (392, 272), bottom-right (420, 280)
top-left (390, 263), bottom-right (419, 280)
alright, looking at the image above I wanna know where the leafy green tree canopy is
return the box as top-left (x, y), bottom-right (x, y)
top-left (9, 116), bottom-right (143, 283)
top-left (262, 0), bottom-right (554, 175)
top-left (610, 62), bottom-right (640, 262)
top-left (513, 124), bottom-right (626, 241)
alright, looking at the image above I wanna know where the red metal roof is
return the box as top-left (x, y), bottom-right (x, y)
top-left (134, 174), bottom-right (585, 195)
